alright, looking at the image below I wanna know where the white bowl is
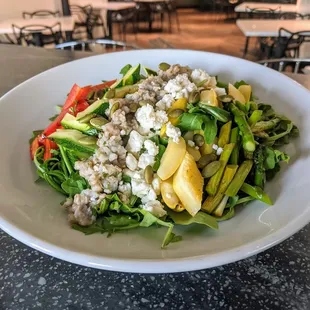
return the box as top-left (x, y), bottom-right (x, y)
top-left (0, 50), bottom-right (309, 273)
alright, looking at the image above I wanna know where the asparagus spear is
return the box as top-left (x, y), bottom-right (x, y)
top-left (254, 145), bottom-right (265, 188)
top-left (206, 143), bottom-right (235, 196)
top-left (213, 195), bottom-right (229, 217)
top-left (218, 121), bottom-right (232, 148)
top-left (225, 160), bottom-right (253, 197)
top-left (251, 118), bottom-right (281, 133)
top-left (229, 103), bottom-right (256, 152)
top-left (240, 183), bottom-right (273, 205)
top-left (229, 127), bottom-right (239, 165)
top-left (202, 165), bottom-right (238, 213)
top-left (235, 196), bottom-right (255, 205)
top-left (248, 110), bottom-right (263, 127)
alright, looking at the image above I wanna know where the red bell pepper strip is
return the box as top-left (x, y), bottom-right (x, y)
top-left (63, 84), bottom-right (83, 110)
top-left (75, 100), bottom-right (89, 114)
top-left (30, 136), bottom-right (40, 160)
top-left (90, 80), bottom-right (116, 91)
top-left (43, 139), bottom-right (52, 161)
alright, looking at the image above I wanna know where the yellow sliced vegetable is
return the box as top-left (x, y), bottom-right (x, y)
top-left (161, 177), bottom-right (180, 210)
top-left (200, 89), bottom-right (218, 107)
top-left (168, 116), bottom-right (179, 126)
top-left (218, 121), bottom-right (232, 148)
top-left (228, 83), bottom-right (246, 104)
top-left (160, 124), bottom-right (167, 137)
top-left (157, 137), bottom-right (186, 180)
top-left (167, 97), bottom-right (187, 113)
top-left (173, 152), bottom-right (204, 216)
top-left (238, 85), bottom-right (252, 103)
top-left (183, 131), bottom-right (194, 142)
top-left (174, 204), bottom-right (185, 212)
top-left (186, 145), bottom-right (201, 161)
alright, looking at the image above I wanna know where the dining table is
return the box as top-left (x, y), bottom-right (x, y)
top-left (236, 19), bottom-right (310, 57)
top-left (0, 43), bottom-right (310, 310)
top-left (0, 16), bottom-right (76, 45)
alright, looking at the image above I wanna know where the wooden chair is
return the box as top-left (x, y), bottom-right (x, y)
top-left (12, 23), bottom-right (63, 47)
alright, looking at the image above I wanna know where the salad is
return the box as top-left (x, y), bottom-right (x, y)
top-left (29, 63), bottom-right (299, 248)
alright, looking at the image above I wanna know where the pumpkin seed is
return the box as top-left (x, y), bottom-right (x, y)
top-left (174, 203), bottom-right (185, 212)
top-left (129, 103), bottom-right (138, 112)
top-left (168, 109), bottom-right (183, 118)
top-left (159, 62), bottom-right (170, 71)
top-left (144, 165), bottom-right (154, 184)
top-left (96, 89), bottom-right (105, 99)
top-left (110, 102), bottom-right (119, 115)
top-left (104, 88), bottom-right (115, 99)
top-left (79, 113), bottom-right (96, 123)
top-left (90, 116), bottom-right (109, 129)
top-left (193, 134), bottom-right (205, 147)
top-left (197, 153), bottom-right (217, 169)
top-left (188, 91), bottom-right (200, 104)
top-left (219, 95), bottom-right (233, 103)
top-left (78, 136), bottom-right (97, 146)
top-left (139, 100), bottom-right (152, 107)
top-left (202, 161), bottom-right (221, 178)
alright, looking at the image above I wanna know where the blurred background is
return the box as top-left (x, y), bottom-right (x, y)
top-left (0, 0), bottom-right (309, 68)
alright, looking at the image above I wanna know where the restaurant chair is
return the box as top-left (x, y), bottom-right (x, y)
top-left (166, 0), bottom-right (180, 32)
top-left (55, 39), bottom-right (138, 53)
top-left (12, 23), bottom-right (63, 47)
top-left (303, 14), bottom-right (310, 20)
top-left (22, 10), bottom-right (60, 19)
top-left (279, 12), bottom-right (303, 20)
top-left (70, 5), bottom-right (107, 39)
top-left (273, 28), bottom-right (310, 58)
top-left (258, 58), bottom-right (310, 74)
top-left (111, 7), bottom-right (138, 41)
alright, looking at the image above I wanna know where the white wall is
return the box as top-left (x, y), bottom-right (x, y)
top-left (0, 0), bottom-right (62, 19)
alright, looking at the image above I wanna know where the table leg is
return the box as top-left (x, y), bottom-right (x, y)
top-left (148, 9), bottom-right (152, 32)
top-left (243, 37), bottom-right (250, 58)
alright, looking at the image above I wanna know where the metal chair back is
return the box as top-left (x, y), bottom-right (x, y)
top-left (22, 10), bottom-right (60, 19)
top-left (55, 39), bottom-right (138, 52)
top-left (280, 12), bottom-right (303, 20)
top-left (12, 23), bottom-right (62, 46)
top-left (246, 7), bottom-right (280, 19)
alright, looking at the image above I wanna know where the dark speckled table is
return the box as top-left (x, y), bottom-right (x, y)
top-left (1, 44), bottom-right (310, 310)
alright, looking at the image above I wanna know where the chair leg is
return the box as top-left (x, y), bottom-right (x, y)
top-left (168, 12), bottom-right (172, 33)
top-left (175, 11), bottom-right (180, 32)
top-left (123, 23), bottom-right (126, 41)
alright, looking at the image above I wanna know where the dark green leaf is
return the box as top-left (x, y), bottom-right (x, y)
top-left (122, 175), bottom-right (131, 183)
top-left (61, 172), bottom-right (89, 196)
top-left (274, 150), bottom-right (290, 164)
top-left (153, 144), bottom-right (166, 171)
top-left (120, 64), bottom-right (132, 76)
top-left (177, 113), bottom-right (204, 131)
top-left (264, 147), bottom-right (276, 170)
top-left (167, 211), bottom-right (218, 230)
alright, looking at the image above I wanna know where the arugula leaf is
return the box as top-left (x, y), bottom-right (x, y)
top-left (274, 150), bottom-right (290, 163)
top-left (49, 114), bottom-right (59, 121)
top-left (61, 172), bottom-right (89, 196)
top-left (234, 80), bottom-right (248, 89)
top-left (122, 175), bottom-right (131, 183)
top-left (266, 163), bottom-right (281, 181)
top-left (106, 214), bottom-right (139, 227)
top-left (264, 147), bottom-right (276, 170)
top-left (177, 113), bottom-right (217, 144)
top-left (216, 80), bottom-right (228, 89)
top-left (267, 122), bottom-right (293, 141)
top-left (153, 144), bottom-right (166, 171)
top-left (167, 211), bottom-right (218, 230)
top-left (120, 64), bottom-right (132, 76)
top-left (177, 113), bottom-right (204, 131)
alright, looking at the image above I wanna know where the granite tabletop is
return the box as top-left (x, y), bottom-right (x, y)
top-left (0, 44), bottom-right (310, 310)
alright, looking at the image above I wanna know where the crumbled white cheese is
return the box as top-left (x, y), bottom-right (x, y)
top-left (138, 153), bottom-right (155, 169)
top-left (214, 87), bottom-right (227, 97)
top-left (191, 69), bottom-right (210, 86)
top-left (126, 130), bottom-right (145, 153)
top-left (187, 140), bottom-right (195, 147)
top-left (144, 140), bottom-right (159, 156)
top-left (141, 188), bottom-right (157, 204)
top-left (164, 74), bottom-right (197, 99)
top-left (126, 153), bottom-right (138, 171)
top-left (212, 144), bottom-right (219, 151)
top-left (135, 104), bottom-right (168, 132)
top-left (166, 122), bottom-right (181, 143)
top-left (141, 200), bottom-right (167, 218)
top-left (156, 94), bottom-right (174, 110)
top-left (216, 147), bottom-right (223, 156)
